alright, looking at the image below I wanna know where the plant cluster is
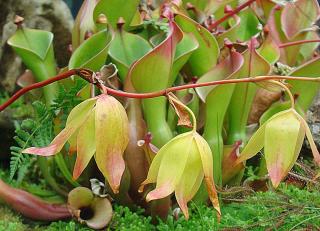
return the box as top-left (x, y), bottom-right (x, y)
top-left (0, 0), bottom-right (320, 229)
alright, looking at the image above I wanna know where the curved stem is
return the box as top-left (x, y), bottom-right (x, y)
top-left (270, 80), bottom-right (295, 108)
top-left (208, 0), bottom-right (257, 31)
top-left (0, 69), bottom-right (77, 111)
top-left (186, 102), bottom-right (197, 133)
top-left (279, 39), bottom-right (320, 48)
top-left (1, 71), bottom-right (320, 112)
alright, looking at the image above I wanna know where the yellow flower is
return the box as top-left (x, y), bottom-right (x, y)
top-left (139, 130), bottom-right (220, 219)
top-left (236, 108), bottom-right (320, 187)
top-left (23, 95), bottom-right (129, 193)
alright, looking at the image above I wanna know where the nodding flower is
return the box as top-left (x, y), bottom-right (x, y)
top-left (139, 130), bottom-right (221, 220)
top-left (236, 108), bottom-right (320, 187)
top-left (23, 94), bottom-right (129, 194)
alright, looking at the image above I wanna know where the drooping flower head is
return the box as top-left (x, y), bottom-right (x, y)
top-left (140, 93), bottom-right (220, 220)
top-left (23, 94), bottom-right (129, 194)
top-left (236, 108), bottom-right (320, 187)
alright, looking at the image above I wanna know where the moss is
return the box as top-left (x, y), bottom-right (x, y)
top-left (1, 165), bottom-right (320, 230)
top-left (1, 184), bottom-right (320, 231)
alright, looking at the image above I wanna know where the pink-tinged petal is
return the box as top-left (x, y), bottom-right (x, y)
top-left (194, 133), bottom-right (214, 180)
top-left (175, 169), bottom-right (203, 220)
top-left (176, 196), bottom-right (189, 220)
top-left (265, 110), bottom-right (304, 188)
top-left (145, 182), bottom-right (175, 202)
top-left (66, 98), bottom-right (97, 154)
top-left (68, 130), bottom-right (78, 155)
top-left (23, 98), bottom-right (97, 156)
top-left (138, 141), bottom-right (163, 193)
top-left (194, 133), bottom-right (220, 219)
top-left (155, 132), bottom-right (193, 190)
top-left (237, 106), bottom-right (292, 166)
top-left (23, 127), bottom-right (77, 156)
top-left (216, 14), bottom-right (241, 48)
top-left (175, 140), bottom-right (203, 219)
top-left (141, 132), bottom-right (194, 201)
top-left (73, 110), bottom-right (96, 180)
top-left (297, 113), bottom-right (320, 165)
top-left (95, 95), bottom-right (129, 194)
top-left (204, 177), bottom-right (221, 221)
top-left (281, 0), bottom-right (319, 40)
top-left (99, 151), bottom-right (126, 194)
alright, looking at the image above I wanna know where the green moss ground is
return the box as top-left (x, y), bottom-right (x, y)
top-left (1, 183), bottom-right (320, 231)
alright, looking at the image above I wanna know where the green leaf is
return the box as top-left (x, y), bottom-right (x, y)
top-left (73, 109), bottom-right (96, 180)
top-left (236, 8), bottom-right (261, 42)
top-left (227, 41), bottom-right (271, 144)
top-left (287, 56), bottom-right (320, 111)
top-left (8, 28), bottom-right (53, 60)
top-left (93, 0), bottom-right (140, 29)
top-left (72, 0), bottom-right (99, 49)
top-left (8, 27), bottom-right (58, 103)
top-left (171, 33), bottom-right (199, 86)
top-left (149, 32), bottom-right (199, 85)
top-left (175, 14), bottom-right (220, 76)
top-left (69, 29), bottom-right (112, 71)
top-left (267, 5), bottom-right (310, 66)
top-left (257, 35), bottom-right (280, 65)
top-left (108, 29), bottom-right (152, 81)
top-left (254, 0), bottom-right (276, 22)
top-left (182, 0), bottom-right (235, 16)
top-left (281, 0), bottom-right (319, 40)
top-left (129, 22), bottom-right (183, 147)
top-left (216, 15), bottom-right (241, 47)
top-left (196, 50), bottom-right (243, 184)
top-left (299, 31), bottom-right (320, 62)
top-left (196, 51), bottom-right (243, 102)
top-left (130, 22), bottom-right (183, 92)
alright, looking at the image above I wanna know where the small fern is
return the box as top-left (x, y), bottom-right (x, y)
top-left (9, 81), bottom-right (87, 182)
top-left (9, 102), bottom-right (53, 181)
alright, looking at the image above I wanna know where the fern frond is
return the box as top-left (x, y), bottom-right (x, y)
top-left (9, 82), bottom-right (86, 182)
top-left (9, 102), bottom-right (53, 181)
